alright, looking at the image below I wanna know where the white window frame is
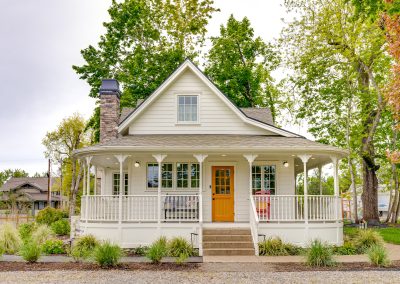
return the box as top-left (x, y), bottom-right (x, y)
top-left (112, 172), bottom-right (129, 195)
top-left (176, 94), bottom-right (200, 124)
top-left (146, 162), bottom-right (200, 191)
top-left (251, 163), bottom-right (277, 195)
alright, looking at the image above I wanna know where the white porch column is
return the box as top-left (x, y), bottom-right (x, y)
top-left (318, 165), bottom-right (323, 196)
top-left (243, 154), bottom-right (258, 197)
top-left (94, 166), bottom-right (97, 195)
top-left (298, 155), bottom-right (311, 243)
top-left (194, 154), bottom-right (208, 256)
top-left (153, 154), bottom-right (167, 229)
top-left (115, 154), bottom-right (129, 244)
top-left (85, 156), bottom-right (92, 196)
top-left (330, 155), bottom-right (341, 244)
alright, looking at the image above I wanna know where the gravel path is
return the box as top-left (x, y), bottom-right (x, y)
top-left (0, 270), bottom-right (399, 284)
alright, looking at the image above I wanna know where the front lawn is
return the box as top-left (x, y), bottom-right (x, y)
top-left (344, 226), bottom-right (400, 245)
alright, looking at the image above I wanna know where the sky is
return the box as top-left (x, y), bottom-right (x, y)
top-left (0, 0), bottom-right (300, 175)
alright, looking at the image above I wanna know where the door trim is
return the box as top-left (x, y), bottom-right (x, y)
top-left (211, 165), bottom-right (235, 222)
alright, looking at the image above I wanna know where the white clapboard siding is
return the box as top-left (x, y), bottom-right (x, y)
top-left (128, 69), bottom-right (274, 135)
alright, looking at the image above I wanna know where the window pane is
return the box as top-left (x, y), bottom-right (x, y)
top-left (176, 163), bottom-right (189, 188)
top-left (191, 163), bottom-right (200, 188)
top-left (147, 163), bottom-right (159, 188)
top-left (161, 163), bottom-right (173, 188)
top-left (177, 95), bottom-right (198, 122)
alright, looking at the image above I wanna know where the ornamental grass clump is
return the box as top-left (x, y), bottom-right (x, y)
top-left (259, 238), bottom-right (289, 256)
top-left (20, 241), bottom-right (41, 263)
top-left (306, 239), bottom-right (335, 267)
top-left (0, 223), bottom-right (22, 254)
top-left (70, 234), bottom-right (99, 261)
top-left (367, 245), bottom-right (390, 267)
top-left (92, 242), bottom-right (123, 268)
top-left (167, 237), bottom-right (193, 263)
top-left (354, 230), bottom-right (383, 253)
top-left (31, 224), bottom-right (54, 246)
top-left (18, 222), bottom-right (37, 243)
top-left (146, 236), bottom-right (167, 263)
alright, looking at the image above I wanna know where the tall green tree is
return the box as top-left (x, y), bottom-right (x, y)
top-left (74, 0), bottom-right (218, 141)
top-left (42, 113), bottom-right (90, 217)
top-left (282, 0), bottom-right (391, 224)
top-left (205, 15), bottom-right (280, 120)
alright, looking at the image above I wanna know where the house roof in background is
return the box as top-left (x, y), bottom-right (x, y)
top-left (0, 177), bottom-right (54, 192)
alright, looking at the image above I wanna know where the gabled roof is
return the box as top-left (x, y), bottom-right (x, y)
top-left (118, 59), bottom-right (299, 137)
top-left (0, 177), bottom-right (53, 192)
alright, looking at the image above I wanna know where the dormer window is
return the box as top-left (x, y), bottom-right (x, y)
top-left (177, 95), bottom-right (198, 123)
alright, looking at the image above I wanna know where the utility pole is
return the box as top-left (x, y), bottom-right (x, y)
top-left (47, 159), bottom-right (51, 207)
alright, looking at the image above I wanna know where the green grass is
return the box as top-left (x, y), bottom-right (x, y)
top-left (344, 226), bottom-right (400, 245)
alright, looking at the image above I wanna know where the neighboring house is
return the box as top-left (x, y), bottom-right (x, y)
top-left (75, 59), bottom-right (347, 256)
top-left (0, 177), bottom-right (63, 215)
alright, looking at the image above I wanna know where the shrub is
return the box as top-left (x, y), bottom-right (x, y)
top-left (258, 238), bottom-right (303, 256)
top-left (31, 224), bottom-right (54, 245)
top-left (0, 223), bottom-right (22, 254)
top-left (333, 241), bottom-right (357, 255)
top-left (41, 239), bottom-right (66, 255)
top-left (354, 230), bottom-right (383, 253)
top-left (368, 245), bottom-right (390, 267)
top-left (306, 239), bottom-right (335, 267)
top-left (71, 234), bottom-right (99, 261)
top-left (92, 242), bottom-right (123, 268)
top-left (51, 219), bottom-right (70, 236)
top-left (18, 223), bottom-right (37, 242)
top-left (146, 237), bottom-right (167, 263)
top-left (20, 241), bottom-right (41, 263)
top-left (168, 237), bottom-right (193, 258)
top-left (259, 238), bottom-right (289, 256)
top-left (36, 207), bottom-right (67, 226)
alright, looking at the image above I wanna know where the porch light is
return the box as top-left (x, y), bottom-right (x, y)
top-left (134, 161), bottom-right (140, 168)
top-left (283, 161), bottom-right (289, 168)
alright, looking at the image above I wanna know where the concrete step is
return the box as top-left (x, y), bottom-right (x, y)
top-left (203, 228), bottom-right (251, 236)
top-left (203, 241), bottom-right (254, 249)
top-left (203, 235), bottom-right (252, 242)
top-left (203, 248), bottom-right (255, 256)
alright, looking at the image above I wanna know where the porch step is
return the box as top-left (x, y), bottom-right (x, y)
top-left (202, 228), bottom-right (255, 256)
top-left (203, 241), bottom-right (254, 249)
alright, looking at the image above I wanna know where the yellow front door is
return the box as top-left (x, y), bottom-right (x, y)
top-left (212, 166), bottom-right (234, 222)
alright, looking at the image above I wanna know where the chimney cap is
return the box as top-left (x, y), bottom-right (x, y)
top-left (99, 79), bottom-right (121, 97)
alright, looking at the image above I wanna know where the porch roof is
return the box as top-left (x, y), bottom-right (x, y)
top-left (74, 134), bottom-right (348, 157)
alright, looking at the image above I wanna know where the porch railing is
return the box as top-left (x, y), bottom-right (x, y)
top-left (249, 196), bottom-right (259, 255)
top-left (252, 195), bottom-right (340, 222)
top-left (81, 194), bottom-right (199, 222)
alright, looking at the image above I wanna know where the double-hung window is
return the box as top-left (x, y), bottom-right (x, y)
top-left (146, 162), bottom-right (200, 189)
top-left (251, 165), bottom-right (276, 195)
top-left (113, 173), bottom-right (129, 195)
top-left (162, 163), bottom-right (173, 188)
top-left (177, 95), bottom-right (198, 123)
top-left (147, 163), bottom-right (159, 188)
top-left (176, 163), bottom-right (189, 188)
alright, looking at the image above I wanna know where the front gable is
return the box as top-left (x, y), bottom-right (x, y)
top-left (119, 60), bottom-right (298, 137)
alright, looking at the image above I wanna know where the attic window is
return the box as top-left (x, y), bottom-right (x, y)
top-left (177, 95), bottom-right (198, 123)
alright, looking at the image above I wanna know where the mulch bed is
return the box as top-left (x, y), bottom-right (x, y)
top-left (1, 261), bottom-right (400, 272)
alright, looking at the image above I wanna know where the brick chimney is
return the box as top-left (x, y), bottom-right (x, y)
top-left (99, 79), bottom-right (121, 143)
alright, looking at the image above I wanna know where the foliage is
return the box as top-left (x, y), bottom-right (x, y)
top-left (0, 223), bottom-right (22, 254)
top-left (167, 237), bottom-right (193, 261)
top-left (42, 113), bottom-right (89, 217)
top-left (367, 244), bottom-right (391, 267)
top-left (73, 0), bottom-right (219, 141)
top-left (51, 219), bottom-right (70, 236)
top-left (146, 237), bottom-right (168, 263)
top-left (354, 229), bottom-right (384, 253)
top-left (305, 239), bottom-right (335, 267)
top-left (205, 15), bottom-right (280, 119)
top-left (131, 246), bottom-right (148, 256)
top-left (282, 0), bottom-right (392, 223)
top-left (36, 207), bottom-right (67, 226)
top-left (332, 241), bottom-right (358, 255)
top-left (92, 242), bottom-right (123, 268)
top-left (31, 224), bottom-right (54, 246)
top-left (41, 239), bottom-right (66, 255)
top-left (259, 237), bottom-right (303, 256)
top-left (70, 234), bottom-right (99, 261)
top-left (18, 222), bottom-right (37, 242)
top-left (20, 241), bottom-right (41, 263)
top-left (0, 169), bottom-right (29, 187)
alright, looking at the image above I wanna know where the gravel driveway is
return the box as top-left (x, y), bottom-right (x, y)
top-left (0, 270), bottom-right (399, 284)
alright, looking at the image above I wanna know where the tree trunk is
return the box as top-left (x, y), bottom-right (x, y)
top-left (69, 158), bottom-right (83, 218)
top-left (361, 149), bottom-right (380, 225)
